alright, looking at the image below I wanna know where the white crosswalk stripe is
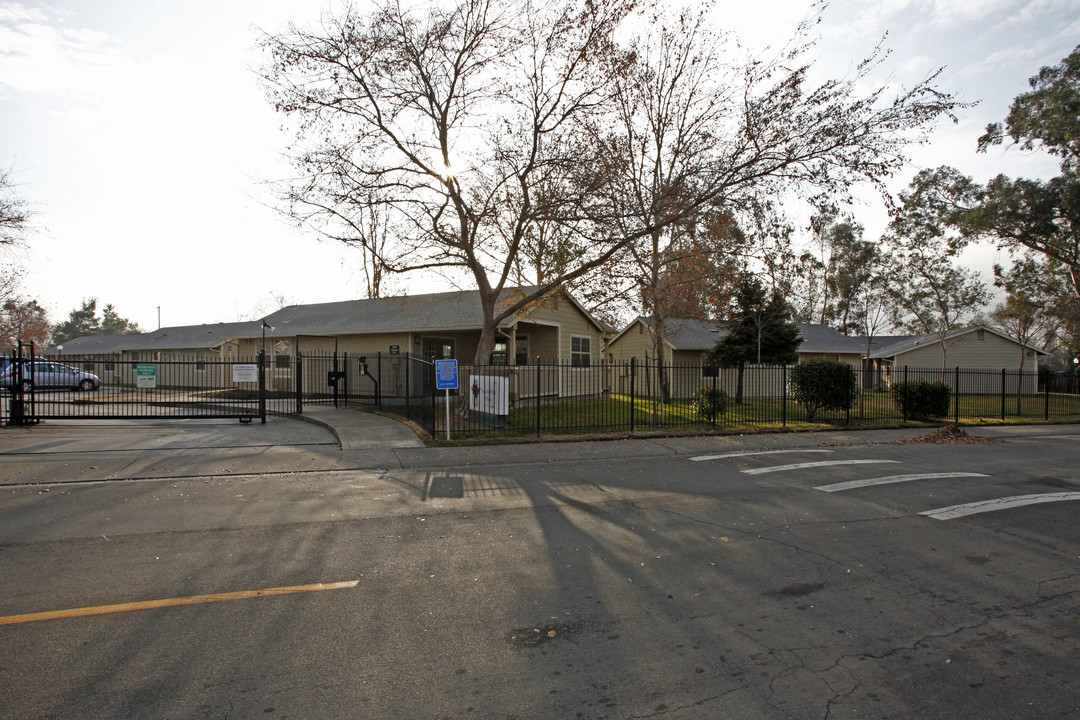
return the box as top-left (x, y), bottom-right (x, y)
top-left (920, 492), bottom-right (1080, 520)
top-left (815, 472), bottom-right (989, 493)
top-left (741, 459), bottom-right (900, 475)
top-left (689, 449), bottom-right (834, 462)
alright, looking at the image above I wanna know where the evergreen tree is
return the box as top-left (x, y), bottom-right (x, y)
top-left (710, 276), bottom-right (800, 403)
top-left (50, 298), bottom-right (141, 345)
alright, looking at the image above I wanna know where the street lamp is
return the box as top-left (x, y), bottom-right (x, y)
top-left (261, 321), bottom-right (274, 356)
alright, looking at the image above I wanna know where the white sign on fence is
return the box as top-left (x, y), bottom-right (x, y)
top-left (469, 375), bottom-right (510, 415)
top-left (233, 364), bottom-right (259, 383)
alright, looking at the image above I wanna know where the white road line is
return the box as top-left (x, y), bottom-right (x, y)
top-left (742, 460), bottom-right (900, 475)
top-left (689, 449), bottom-right (834, 462)
top-left (815, 472), bottom-right (989, 493)
top-left (920, 492), bottom-right (1080, 520)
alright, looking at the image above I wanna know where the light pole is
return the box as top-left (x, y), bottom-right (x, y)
top-left (261, 321), bottom-right (274, 356)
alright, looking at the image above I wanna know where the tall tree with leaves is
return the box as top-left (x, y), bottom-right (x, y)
top-left (967, 45), bottom-right (1080, 299)
top-left (50, 299), bottom-right (141, 346)
top-left (261, 0), bottom-right (965, 366)
top-left (990, 255), bottom-right (1065, 412)
top-left (884, 169), bottom-right (991, 372)
top-left (709, 275), bottom-right (800, 404)
top-left (0, 298), bottom-right (50, 349)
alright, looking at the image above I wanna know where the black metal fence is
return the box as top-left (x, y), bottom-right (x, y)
top-left (416, 360), bottom-right (1080, 438)
top-left (2, 351), bottom-right (299, 425)
top-left (5, 349), bottom-right (1079, 437)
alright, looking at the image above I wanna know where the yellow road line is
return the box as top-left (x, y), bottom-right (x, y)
top-left (0, 580), bottom-right (359, 626)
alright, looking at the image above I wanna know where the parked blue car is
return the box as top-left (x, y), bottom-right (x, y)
top-left (1, 360), bottom-right (101, 392)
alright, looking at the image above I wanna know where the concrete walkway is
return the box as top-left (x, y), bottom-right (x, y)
top-left (298, 406), bottom-right (427, 451)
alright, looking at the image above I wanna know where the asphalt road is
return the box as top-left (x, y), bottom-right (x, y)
top-left (1, 420), bottom-right (1079, 719)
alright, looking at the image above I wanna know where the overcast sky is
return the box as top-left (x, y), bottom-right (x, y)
top-left (1, 0), bottom-right (1077, 331)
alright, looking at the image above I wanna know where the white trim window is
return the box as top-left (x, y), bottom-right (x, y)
top-left (571, 335), bottom-right (592, 368)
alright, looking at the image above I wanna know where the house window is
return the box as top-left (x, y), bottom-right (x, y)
top-left (571, 336), bottom-right (591, 367)
top-left (515, 336), bottom-right (529, 365)
top-left (275, 354), bottom-right (291, 370)
top-left (977, 329), bottom-right (986, 341)
top-left (490, 341), bottom-right (509, 366)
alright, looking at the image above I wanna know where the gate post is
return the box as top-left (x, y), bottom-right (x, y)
top-left (954, 367), bottom-right (960, 424)
top-left (258, 350), bottom-right (267, 424)
top-left (782, 364), bottom-right (787, 428)
top-left (296, 351), bottom-right (304, 415)
top-left (902, 366), bottom-right (909, 422)
top-left (629, 357), bottom-right (636, 434)
top-left (1001, 368), bottom-right (1007, 421)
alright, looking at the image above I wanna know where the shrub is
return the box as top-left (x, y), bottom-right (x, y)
top-left (692, 385), bottom-right (728, 423)
top-left (891, 380), bottom-right (952, 420)
top-left (789, 360), bottom-right (858, 422)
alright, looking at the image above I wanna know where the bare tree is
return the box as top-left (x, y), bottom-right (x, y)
top-left (261, 0), bottom-right (966, 365)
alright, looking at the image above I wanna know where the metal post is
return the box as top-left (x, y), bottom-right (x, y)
top-left (902, 366), bottom-right (909, 422)
top-left (258, 350), bottom-right (266, 424)
top-left (711, 365), bottom-right (718, 429)
top-left (536, 357), bottom-right (541, 439)
top-left (781, 364), bottom-right (788, 428)
top-left (405, 351), bottom-right (411, 421)
top-left (377, 352), bottom-right (382, 409)
top-left (954, 367), bottom-right (960, 424)
top-left (343, 352), bottom-right (349, 408)
top-left (296, 351), bottom-right (304, 415)
top-left (1001, 368), bottom-right (1006, 421)
top-left (630, 357), bottom-right (636, 434)
top-left (1045, 370), bottom-right (1051, 421)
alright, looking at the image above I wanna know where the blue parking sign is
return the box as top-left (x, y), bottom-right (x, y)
top-left (435, 359), bottom-right (458, 390)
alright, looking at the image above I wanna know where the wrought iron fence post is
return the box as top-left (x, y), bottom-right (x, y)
top-left (343, 352), bottom-right (349, 408)
top-left (536, 357), bottom-right (541, 439)
top-left (902, 366), bottom-right (909, 423)
top-left (377, 352), bottom-right (382, 409)
top-left (1001, 368), bottom-right (1006, 421)
top-left (425, 360), bottom-right (434, 440)
top-left (258, 350), bottom-right (266, 424)
top-left (711, 364), bottom-right (718, 429)
top-left (782, 364), bottom-right (787, 428)
top-left (1045, 371), bottom-right (1051, 420)
top-left (845, 364), bottom-right (851, 426)
top-left (954, 367), bottom-right (960, 424)
top-left (629, 357), bottom-right (636, 434)
top-left (405, 351), bottom-right (411, 421)
top-left (296, 351), bottom-right (304, 415)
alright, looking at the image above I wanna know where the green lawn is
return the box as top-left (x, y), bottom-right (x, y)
top-left (429, 390), bottom-right (1080, 438)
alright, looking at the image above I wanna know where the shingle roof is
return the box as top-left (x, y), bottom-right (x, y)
top-left (634, 317), bottom-right (725, 351)
top-left (45, 320), bottom-right (264, 355)
top-left (866, 325), bottom-right (1050, 359)
top-left (795, 324), bottom-right (866, 354)
top-left (627, 318), bottom-right (864, 354)
top-left (260, 288), bottom-right (529, 336)
top-left (45, 287), bottom-right (603, 355)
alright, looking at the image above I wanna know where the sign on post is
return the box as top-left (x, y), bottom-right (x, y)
top-left (232, 364), bottom-right (258, 383)
top-left (435, 359), bottom-right (458, 441)
top-left (136, 363), bottom-right (157, 389)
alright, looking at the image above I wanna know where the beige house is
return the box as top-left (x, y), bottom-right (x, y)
top-left (605, 317), bottom-right (868, 399)
top-left (45, 288), bottom-right (609, 399)
top-left (867, 325), bottom-right (1049, 393)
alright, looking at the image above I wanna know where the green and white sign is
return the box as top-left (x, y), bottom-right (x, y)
top-left (136, 363), bottom-right (157, 389)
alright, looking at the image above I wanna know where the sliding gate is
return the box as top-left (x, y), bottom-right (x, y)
top-left (2, 348), bottom-right (300, 425)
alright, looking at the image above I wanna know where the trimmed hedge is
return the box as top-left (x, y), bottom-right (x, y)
top-left (890, 380), bottom-right (951, 420)
top-left (789, 360), bottom-right (857, 422)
